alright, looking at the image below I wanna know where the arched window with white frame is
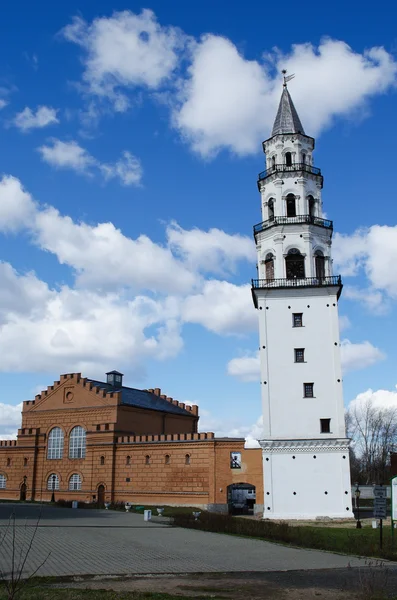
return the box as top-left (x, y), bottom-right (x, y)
top-left (69, 426), bottom-right (86, 459)
top-left (69, 473), bottom-right (82, 491)
top-left (286, 194), bottom-right (296, 218)
top-left (268, 198), bottom-right (274, 221)
top-left (47, 473), bottom-right (60, 491)
top-left (308, 195), bottom-right (315, 217)
top-left (265, 253), bottom-right (275, 281)
top-left (47, 427), bottom-right (64, 460)
top-left (285, 152), bottom-right (292, 167)
top-left (0, 474), bottom-right (6, 489)
top-left (315, 250), bottom-right (326, 279)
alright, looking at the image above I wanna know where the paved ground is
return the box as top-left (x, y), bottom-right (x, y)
top-left (0, 503), bottom-right (388, 578)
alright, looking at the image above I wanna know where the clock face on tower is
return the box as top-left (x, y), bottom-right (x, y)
top-left (286, 253), bottom-right (305, 279)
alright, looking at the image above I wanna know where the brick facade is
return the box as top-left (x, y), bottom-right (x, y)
top-left (0, 372), bottom-right (263, 512)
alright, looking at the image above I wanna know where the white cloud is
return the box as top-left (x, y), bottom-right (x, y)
top-left (0, 99), bottom-right (7, 110)
top-left (174, 37), bottom-right (397, 157)
top-left (181, 281), bottom-right (256, 335)
top-left (334, 225), bottom-right (397, 310)
top-left (61, 9), bottom-right (187, 110)
top-left (34, 207), bottom-right (195, 293)
top-left (13, 106), bottom-right (59, 131)
top-left (0, 175), bottom-right (36, 233)
top-left (227, 352), bottom-right (260, 382)
top-left (38, 140), bottom-right (143, 186)
top-left (199, 410), bottom-right (262, 448)
top-left (174, 35), bottom-right (272, 157)
top-left (62, 9), bottom-right (397, 155)
top-left (347, 386), bottom-right (397, 413)
top-left (167, 221), bottom-right (255, 275)
top-left (340, 339), bottom-right (385, 374)
top-left (100, 151), bottom-right (143, 186)
top-left (38, 139), bottom-right (96, 172)
top-left (0, 285), bottom-right (183, 374)
top-left (338, 315), bottom-right (351, 332)
top-left (0, 402), bottom-right (22, 439)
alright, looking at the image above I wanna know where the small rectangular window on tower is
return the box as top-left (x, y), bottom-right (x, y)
top-left (320, 418), bottom-right (331, 433)
top-left (304, 383), bottom-right (314, 398)
top-left (293, 313), bottom-right (303, 327)
top-left (294, 348), bottom-right (305, 363)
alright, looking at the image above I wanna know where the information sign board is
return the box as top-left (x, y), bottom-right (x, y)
top-left (374, 485), bottom-right (387, 498)
top-left (374, 496), bottom-right (387, 519)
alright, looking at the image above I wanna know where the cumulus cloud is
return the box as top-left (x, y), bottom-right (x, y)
top-left (227, 352), bottom-right (260, 382)
top-left (173, 37), bottom-right (397, 156)
top-left (38, 139), bottom-right (96, 172)
top-left (100, 150), bottom-right (143, 186)
top-left (0, 175), bottom-right (36, 232)
top-left (62, 8), bottom-right (397, 156)
top-left (0, 402), bottom-right (22, 439)
top-left (334, 225), bottom-right (397, 310)
top-left (340, 339), bottom-right (385, 374)
top-left (13, 106), bottom-right (59, 131)
top-left (0, 286), bottom-right (183, 373)
top-left (199, 409), bottom-right (262, 448)
top-left (0, 174), bottom-right (260, 376)
top-left (348, 386), bottom-right (397, 414)
top-left (181, 281), bottom-right (256, 335)
top-left (38, 139), bottom-right (143, 186)
top-left (167, 221), bottom-right (255, 275)
top-left (61, 9), bottom-right (187, 111)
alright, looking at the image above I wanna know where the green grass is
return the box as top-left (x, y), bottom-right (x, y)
top-left (0, 588), bottom-right (206, 600)
top-left (172, 512), bottom-right (397, 560)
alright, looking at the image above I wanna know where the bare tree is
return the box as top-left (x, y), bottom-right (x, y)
top-left (0, 511), bottom-right (50, 600)
top-left (346, 398), bottom-right (397, 484)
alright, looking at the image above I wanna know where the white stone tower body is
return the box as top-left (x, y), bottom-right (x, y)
top-left (252, 84), bottom-right (353, 519)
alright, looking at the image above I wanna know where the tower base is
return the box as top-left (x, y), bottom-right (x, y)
top-left (260, 438), bottom-right (353, 521)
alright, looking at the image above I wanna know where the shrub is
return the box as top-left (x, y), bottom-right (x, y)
top-left (172, 512), bottom-right (396, 560)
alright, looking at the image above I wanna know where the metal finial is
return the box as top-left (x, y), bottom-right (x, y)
top-left (282, 69), bottom-right (295, 87)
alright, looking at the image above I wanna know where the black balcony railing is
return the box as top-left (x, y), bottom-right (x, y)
top-left (253, 214), bottom-right (333, 236)
top-left (258, 163), bottom-right (322, 182)
top-left (251, 276), bottom-right (342, 303)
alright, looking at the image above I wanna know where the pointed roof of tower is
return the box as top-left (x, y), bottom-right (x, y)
top-left (271, 86), bottom-right (305, 137)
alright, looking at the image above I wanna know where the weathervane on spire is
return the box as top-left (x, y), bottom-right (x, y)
top-left (282, 69), bottom-right (295, 87)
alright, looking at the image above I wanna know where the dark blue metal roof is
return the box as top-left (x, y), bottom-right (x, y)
top-left (87, 379), bottom-right (194, 416)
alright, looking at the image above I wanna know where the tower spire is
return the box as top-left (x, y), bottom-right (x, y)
top-left (272, 72), bottom-right (305, 137)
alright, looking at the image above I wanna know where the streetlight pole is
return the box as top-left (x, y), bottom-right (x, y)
top-left (355, 482), bottom-right (361, 529)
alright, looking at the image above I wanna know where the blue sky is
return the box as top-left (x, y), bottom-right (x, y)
top-left (1, 0), bottom-right (397, 441)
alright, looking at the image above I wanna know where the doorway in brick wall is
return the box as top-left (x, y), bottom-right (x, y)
top-left (97, 484), bottom-right (105, 506)
top-left (20, 483), bottom-right (27, 501)
top-left (227, 483), bottom-right (256, 515)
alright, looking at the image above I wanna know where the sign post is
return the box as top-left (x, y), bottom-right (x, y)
top-left (373, 485), bottom-right (387, 550)
top-left (391, 476), bottom-right (397, 546)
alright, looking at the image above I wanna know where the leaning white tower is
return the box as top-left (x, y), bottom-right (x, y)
top-left (252, 78), bottom-right (353, 520)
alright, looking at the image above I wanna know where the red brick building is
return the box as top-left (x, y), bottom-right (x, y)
top-left (0, 371), bottom-right (263, 513)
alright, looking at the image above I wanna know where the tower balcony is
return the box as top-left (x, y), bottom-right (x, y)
top-left (257, 163), bottom-right (323, 189)
top-left (251, 275), bottom-right (342, 305)
top-left (253, 214), bottom-right (333, 239)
